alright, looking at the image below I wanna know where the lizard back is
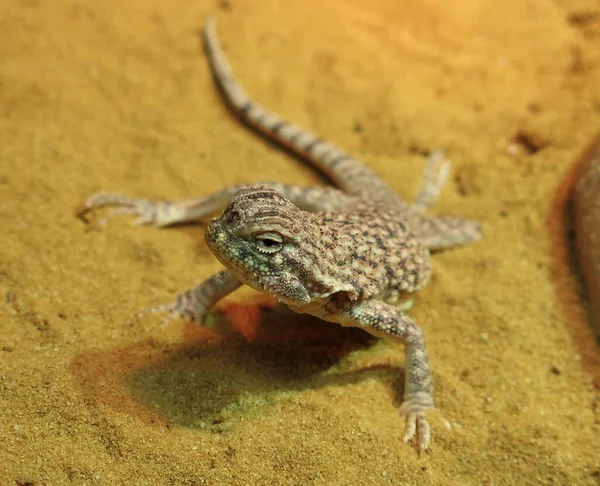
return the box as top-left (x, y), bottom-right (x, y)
top-left (205, 185), bottom-right (432, 308)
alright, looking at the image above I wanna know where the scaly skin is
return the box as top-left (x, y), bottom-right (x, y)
top-left (77, 16), bottom-right (482, 452)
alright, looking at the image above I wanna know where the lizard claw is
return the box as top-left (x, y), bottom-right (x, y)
top-left (401, 411), bottom-right (431, 452)
top-left (399, 392), bottom-right (433, 452)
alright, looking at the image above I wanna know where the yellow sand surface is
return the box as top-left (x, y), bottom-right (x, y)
top-left (2, 0), bottom-right (600, 484)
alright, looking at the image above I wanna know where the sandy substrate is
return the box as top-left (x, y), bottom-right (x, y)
top-left (2, 0), bottom-right (600, 484)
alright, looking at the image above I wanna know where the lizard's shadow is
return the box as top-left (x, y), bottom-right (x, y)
top-left (128, 302), bottom-right (405, 429)
top-left (71, 300), bottom-right (406, 430)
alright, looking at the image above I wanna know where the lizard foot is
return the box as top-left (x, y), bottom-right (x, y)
top-left (398, 392), bottom-right (433, 452)
top-left (76, 193), bottom-right (175, 227)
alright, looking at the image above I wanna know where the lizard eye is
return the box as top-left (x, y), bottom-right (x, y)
top-left (254, 232), bottom-right (284, 254)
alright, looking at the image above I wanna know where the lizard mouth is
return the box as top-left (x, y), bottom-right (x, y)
top-left (204, 218), bottom-right (218, 245)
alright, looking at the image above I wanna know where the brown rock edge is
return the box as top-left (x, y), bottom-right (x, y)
top-left (572, 133), bottom-right (600, 338)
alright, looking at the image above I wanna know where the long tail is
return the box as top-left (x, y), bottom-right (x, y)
top-left (202, 16), bottom-right (394, 197)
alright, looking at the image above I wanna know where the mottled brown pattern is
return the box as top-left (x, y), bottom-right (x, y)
top-left (79, 16), bottom-right (482, 451)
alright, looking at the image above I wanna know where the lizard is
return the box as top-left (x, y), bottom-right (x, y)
top-left (77, 16), bottom-right (482, 452)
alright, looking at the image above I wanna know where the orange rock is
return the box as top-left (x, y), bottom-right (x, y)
top-left (572, 134), bottom-right (600, 337)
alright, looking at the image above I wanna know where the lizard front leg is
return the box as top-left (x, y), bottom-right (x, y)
top-left (77, 183), bottom-right (351, 227)
top-left (142, 269), bottom-right (242, 324)
top-left (340, 299), bottom-right (434, 452)
top-left (77, 185), bottom-right (249, 227)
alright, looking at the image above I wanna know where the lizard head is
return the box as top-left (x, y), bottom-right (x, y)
top-left (205, 184), bottom-right (332, 305)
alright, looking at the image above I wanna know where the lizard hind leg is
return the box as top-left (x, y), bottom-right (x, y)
top-left (418, 215), bottom-right (482, 251)
top-left (410, 152), bottom-right (482, 251)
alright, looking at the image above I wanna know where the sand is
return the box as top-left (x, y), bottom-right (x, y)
top-left (1, 0), bottom-right (600, 484)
